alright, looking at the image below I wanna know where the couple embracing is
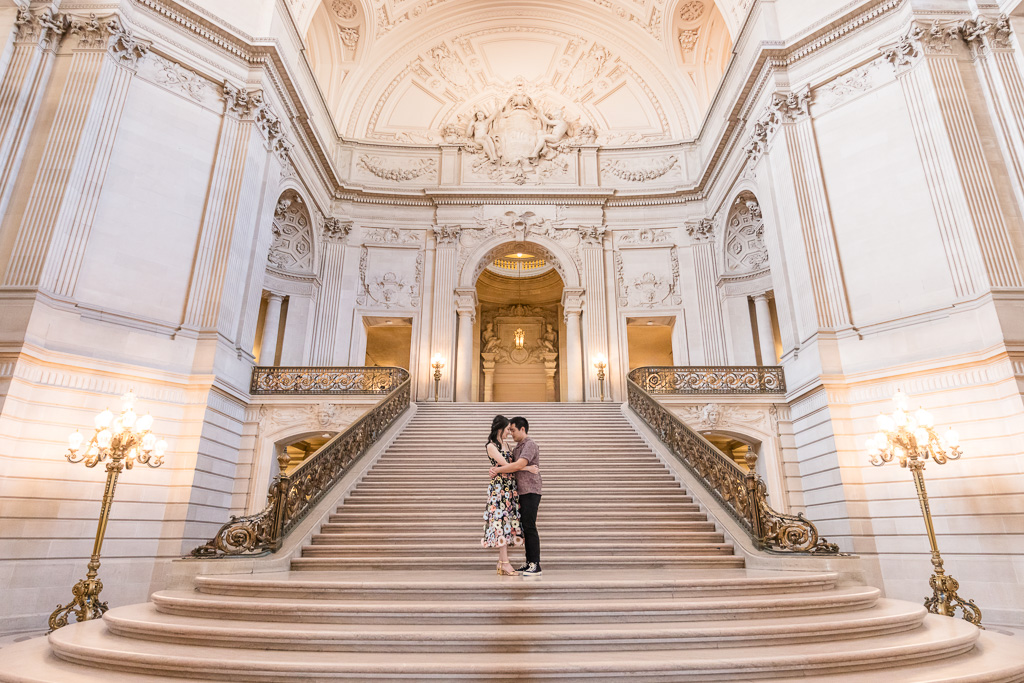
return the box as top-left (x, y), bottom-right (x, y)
top-left (481, 415), bottom-right (543, 577)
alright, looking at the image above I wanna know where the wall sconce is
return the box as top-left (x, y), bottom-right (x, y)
top-left (431, 353), bottom-right (445, 402)
top-left (514, 328), bottom-right (525, 350)
top-left (866, 389), bottom-right (981, 627)
top-left (49, 390), bottom-right (167, 632)
top-left (593, 354), bottom-right (608, 401)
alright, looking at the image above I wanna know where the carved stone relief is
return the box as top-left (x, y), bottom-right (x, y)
top-left (480, 304), bottom-right (558, 365)
top-left (686, 218), bottom-right (715, 243)
top-left (673, 402), bottom-right (773, 432)
top-left (602, 155), bottom-right (679, 182)
top-left (358, 155), bottom-right (437, 182)
top-left (363, 227), bottom-right (421, 244)
top-left (619, 227), bottom-right (673, 246)
top-left (357, 246), bottom-right (424, 309)
top-left (615, 246), bottom-right (682, 309)
top-left (743, 88), bottom-right (812, 163)
top-left (723, 194), bottom-right (767, 274)
top-left (269, 194), bottom-right (314, 273)
top-left (458, 207), bottom-right (583, 280)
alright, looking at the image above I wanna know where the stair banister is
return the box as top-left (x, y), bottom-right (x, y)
top-left (192, 367), bottom-right (412, 558)
top-left (626, 368), bottom-right (840, 555)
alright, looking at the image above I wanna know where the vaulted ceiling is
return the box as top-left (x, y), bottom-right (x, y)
top-left (291, 0), bottom-right (744, 144)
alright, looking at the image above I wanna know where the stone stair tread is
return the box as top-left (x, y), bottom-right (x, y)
top-left (106, 599), bottom-right (922, 647)
top-left (44, 616), bottom-right (982, 678)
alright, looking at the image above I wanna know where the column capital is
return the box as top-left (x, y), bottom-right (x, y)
top-left (752, 291), bottom-right (773, 303)
top-left (743, 88), bottom-right (812, 163)
top-left (454, 287), bottom-right (477, 316)
top-left (14, 7), bottom-right (69, 49)
top-left (432, 224), bottom-right (462, 246)
top-left (577, 225), bottom-right (606, 246)
top-left (561, 287), bottom-right (585, 317)
top-left (264, 291), bottom-right (285, 303)
top-left (321, 217), bottom-right (353, 243)
top-left (686, 218), bottom-right (716, 243)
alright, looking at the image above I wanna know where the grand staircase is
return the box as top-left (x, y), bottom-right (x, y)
top-left (4, 403), bottom-right (1023, 681)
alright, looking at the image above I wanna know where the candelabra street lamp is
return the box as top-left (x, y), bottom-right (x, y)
top-left (431, 354), bottom-right (445, 402)
top-left (593, 354), bottom-right (607, 402)
top-left (48, 390), bottom-right (167, 632)
top-left (865, 389), bottom-right (982, 627)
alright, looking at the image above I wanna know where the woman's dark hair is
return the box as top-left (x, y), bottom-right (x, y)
top-left (487, 414), bottom-right (510, 448)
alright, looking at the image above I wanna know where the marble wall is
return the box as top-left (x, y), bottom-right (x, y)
top-left (0, 0), bottom-right (1022, 633)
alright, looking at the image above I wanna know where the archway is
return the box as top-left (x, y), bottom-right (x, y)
top-left (476, 251), bottom-right (565, 402)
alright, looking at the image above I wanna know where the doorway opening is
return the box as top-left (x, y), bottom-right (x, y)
top-left (364, 316), bottom-right (412, 369)
top-left (626, 316), bottom-right (675, 370)
top-left (475, 247), bottom-right (565, 402)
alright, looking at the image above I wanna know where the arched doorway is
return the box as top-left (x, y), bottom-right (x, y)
top-left (475, 249), bottom-right (565, 402)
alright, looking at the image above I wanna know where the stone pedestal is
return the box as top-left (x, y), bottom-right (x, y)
top-left (543, 352), bottom-right (559, 402)
top-left (481, 352), bottom-right (497, 402)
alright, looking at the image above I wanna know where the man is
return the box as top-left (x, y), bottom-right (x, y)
top-left (488, 416), bottom-right (542, 576)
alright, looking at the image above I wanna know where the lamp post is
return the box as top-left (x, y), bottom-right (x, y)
top-left (593, 354), bottom-right (607, 402)
top-left (431, 354), bottom-right (445, 402)
top-left (48, 390), bottom-right (167, 632)
top-left (865, 389), bottom-right (982, 627)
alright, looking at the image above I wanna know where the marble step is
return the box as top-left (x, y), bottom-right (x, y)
top-left (191, 570), bottom-right (839, 600)
top-left (327, 511), bottom-right (714, 523)
top-left (43, 615), bottom-right (983, 681)
top-left (331, 502), bottom-right (703, 513)
top-left (319, 520), bottom-right (718, 533)
top-left (289, 555), bottom-right (747, 570)
top-left (103, 599), bottom-right (924, 652)
top-left (310, 531), bottom-right (727, 544)
top-left (12, 627), bottom-right (1024, 683)
top-left (300, 541), bottom-right (735, 557)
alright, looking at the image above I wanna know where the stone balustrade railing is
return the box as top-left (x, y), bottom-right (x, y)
top-left (251, 366), bottom-right (409, 395)
top-left (192, 374), bottom-right (412, 557)
top-left (626, 375), bottom-right (838, 554)
top-left (629, 366), bottom-right (785, 395)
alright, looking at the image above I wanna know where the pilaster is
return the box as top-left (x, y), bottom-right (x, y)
top-left (428, 224), bottom-right (460, 401)
top-left (578, 225), bottom-right (609, 401)
top-left (686, 218), bottom-right (728, 364)
top-left (454, 286), bottom-right (477, 402)
top-left (309, 218), bottom-right (352, 365)
top-left (562, 287), bottom-right (585, 402)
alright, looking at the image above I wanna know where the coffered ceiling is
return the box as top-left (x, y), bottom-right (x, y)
top-left (293, 0), bottom-right (741, 145)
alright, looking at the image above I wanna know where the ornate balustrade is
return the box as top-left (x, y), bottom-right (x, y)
top-left (626, 377), bottom-right (838, 554)
top-left (629, 366), bottom-right (785, 395)
top-left (192, 376), bottom-right (412, 557)
top-left (251, 366), bottom-right (409, 395)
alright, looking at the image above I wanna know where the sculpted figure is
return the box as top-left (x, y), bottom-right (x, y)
top-left (482, 322), bottom-right (502, 353)
top-left (541, 324), bottom-right (556, 353)
top-left (467, 109), bottom-right (498, 161)
top-left (531, 108), bottom-right (569, 160)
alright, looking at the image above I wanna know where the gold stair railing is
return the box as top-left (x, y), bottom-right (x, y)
top-left (251, 366), bottom-right (408, 395)
top-left (626, 370), bottom-right (839, 554)
top-left (192, 370), bottom-right (411, 557)
top-left (630, 365), bottom-right (786, 394)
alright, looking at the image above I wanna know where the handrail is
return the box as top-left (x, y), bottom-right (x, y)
top-left (251, 366), bottom-right (409, 395)
top-left (626, 377), bottom-right (839, 554)
top-left (629, 366), bottom-right (785, 394)
top-left (192, 377), bottom-right (412, 557)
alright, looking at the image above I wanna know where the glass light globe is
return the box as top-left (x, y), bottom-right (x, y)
top-left (915, 408), bottom-right (934, 428)
top-left (893, 389), bottom-right (909, 410)
top-left (913, 427), bottom-right (929, 445)
top-left (95, 409), bottom-right (114, 429)
top-left (154, 440), bottom-right (168, 456)
top-left (121, 390), bottom-right (135, 408)
top-left (122, 408), bottom-right (137, 429)
top-left (142, 433), bottom-right (156, 451)
top-left (893, 409), bottom-right (908, 427)
top-left (893, 446), bottom-right (906, 459)
top-left (87, 444), bottom-right (99, 457)
top-left (875, 431), bottom-right (889, 447)
top-left (865, 438), bottom-right (880, 455)
top-left (97, 429), bottom-right (113, 448)
top-left (876, 414), bottom-right (895, 432)
top-left (136, 414), bottom-right (153, 432)
top-left (68, 431), bottom-right (83, 451)
top-left (944, 429), bottom-right (959, 448)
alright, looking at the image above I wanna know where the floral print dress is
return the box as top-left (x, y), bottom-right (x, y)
top-left (481, 443), bottom-right (524, 548)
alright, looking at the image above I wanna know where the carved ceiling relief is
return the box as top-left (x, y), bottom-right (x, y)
top-left (357, 245), bottom-right (424, 309)
top-left (723, 193), bottom-right (767, 275)
top-left (269, 193), bottom-right (315, 273)
top-left (361, 27), bottom-right (675, 145)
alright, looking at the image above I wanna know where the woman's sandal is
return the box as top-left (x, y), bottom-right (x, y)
top-left (496, 561), bottom-right (519, 576)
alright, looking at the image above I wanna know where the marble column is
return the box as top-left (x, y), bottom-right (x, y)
top-left (753, 293), bottom-right (777, 365)
top-left (259, 292), bottom-right (284, 365)
top-left (562, 288), bottom-right (585, 402)
top-left (579, 226), bottom-right (609, 401)
top-left (454, 288), bottom-right (477, 402)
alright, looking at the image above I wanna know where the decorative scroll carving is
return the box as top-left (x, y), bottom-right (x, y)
top-left (193, 374), bottom-right (411, 556)
top-left (629, 366), bottom-right (786, 394)
top-left (251, 366), bottom-right (410, 395)
top-left (432, 224), bottom-right (462, 246)
top-left (577, 225), bottom-right (606, 246)
top-left (602, 155), bottom-right (679, 182)
top-left (364, 227), bottom-right (419, 244)
top-left (687, 218), bottom-right (716, 243)
top-left (106, 17), bottom-right (149, 69)
top-left (619, 227), bottom-right (673, 245)
top-left (322, 218), bottom-right (352, 242)
top-left (359, 155), bottom-right (436, 182)
top-left (743, 89), bottom-right (813, 162)
top-left (882, 25), bottom-right (924, 72)
top-left (627, 376), bottom-right (839, 554)
top-left (152, 55), bottom-right (209, 101)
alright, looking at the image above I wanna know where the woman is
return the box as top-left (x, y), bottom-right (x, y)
top-left (481, 414), bottom-right (538, 575)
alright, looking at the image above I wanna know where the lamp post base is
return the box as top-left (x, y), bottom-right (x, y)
top-left (925, 565), bottom-right (983, 627)
top-left (48, 576), bottom-right (108, 632)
